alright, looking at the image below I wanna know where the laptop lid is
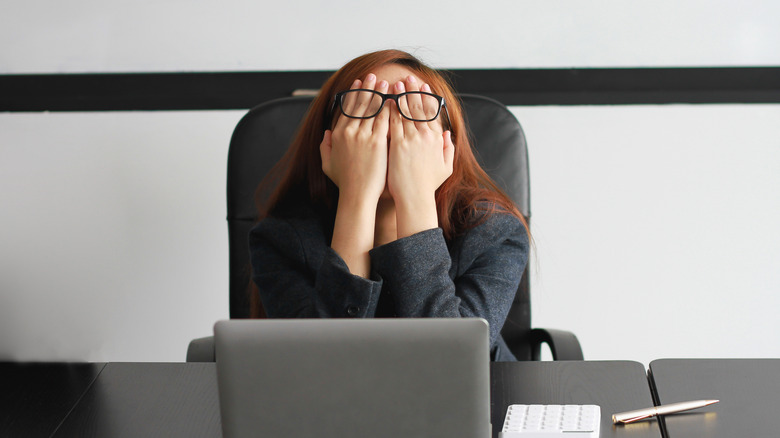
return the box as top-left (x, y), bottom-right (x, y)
top-left (214, 318), bottom-right (491, 438)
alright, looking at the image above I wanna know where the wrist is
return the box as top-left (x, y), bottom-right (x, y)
top-left (331, 192), bottom-right (379, 279)
top-left (337, 188), bottom-right (381, 213)
top-left (394, 193), bottom-right (438, 239)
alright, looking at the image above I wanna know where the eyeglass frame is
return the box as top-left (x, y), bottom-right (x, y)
top-left (326, 89), bottom-right (453, 133)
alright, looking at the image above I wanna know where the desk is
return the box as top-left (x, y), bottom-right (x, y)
top-left (649, 359), bottom-right (780, 438)
top-left (492, 361), bottom-right (660, 438)
top-left (0, 362), bottom-right (105, 438)
top-left (2, 360), bottom-right (660, 438)
top-left (52, 362), bottom-right (222, 437)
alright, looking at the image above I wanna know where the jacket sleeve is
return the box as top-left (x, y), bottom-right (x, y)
top-left (249, 216), bottom-right (383, 318)
top-left (368, 212), bottom-right (528, 348)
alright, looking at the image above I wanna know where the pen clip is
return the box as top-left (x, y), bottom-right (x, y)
top-left (617, 413), bottom-right (652, 424)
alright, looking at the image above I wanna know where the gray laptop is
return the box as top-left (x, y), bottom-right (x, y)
top-left (214, 318), bottom-right (491, 438)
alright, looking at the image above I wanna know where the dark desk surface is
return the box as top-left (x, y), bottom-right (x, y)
top-left (649, 358), bottom-right (780, 438)
top-left (0, 362), bottom-right (106, 438)
top-left (52, 362), bottom-right (223, 437)
top-left (492, 361), bottom-right (661, 438)
top-left (3, 360), bottom-right (661, 438)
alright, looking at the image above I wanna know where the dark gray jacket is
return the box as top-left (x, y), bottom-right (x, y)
top-left (249, 205), bottom-right (528, 361)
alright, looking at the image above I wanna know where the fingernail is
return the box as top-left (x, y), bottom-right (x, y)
top-left (396, 81), bottom-right (405, 92)
top-left (407, 75), bottom-right (416, 83)
top-left (366, 73), bottom-right (376, 81)
top-left (379, 80), bottom-right (388, 89)
top-left (422, 83), bottom-right (431, 92)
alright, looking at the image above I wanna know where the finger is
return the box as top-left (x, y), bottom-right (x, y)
top-left (372, 80), bottom-right (391, 137)
top-left (357, 73), bottom-right (379, 129)
top-left (353, 73), bottom-right (376, 118)
top-left (340, 79), bottom-right (362, 112)
top-left (320, 130), bottom-right (333, 179)
top-left (443, 130), bottom-right (455, 175)
top-left (404, 75), bottom-right (420, 92)
top-left (394, 80), bottom-right (416, 134)
top-left (335, 79), bottom-right (362, 130)
top-left (420, 83), bottom-right (441, 127)
top-left (403, 76), bottom-right (427, 125)
top-left (389, 82), bottom-right (405, 141)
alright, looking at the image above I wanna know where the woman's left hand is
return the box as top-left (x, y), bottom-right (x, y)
top-left (387, 76), bottom-right (455, 237)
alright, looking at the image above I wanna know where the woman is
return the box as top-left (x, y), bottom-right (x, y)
top-left (249, 49), bottom-right (529, 361)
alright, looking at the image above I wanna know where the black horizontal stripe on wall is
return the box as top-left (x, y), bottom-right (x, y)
top-left (2, 67), bottom-right (779, 112)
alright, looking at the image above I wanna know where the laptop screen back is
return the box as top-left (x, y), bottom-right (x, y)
top-left (214, 318), bottom-right (491, 438)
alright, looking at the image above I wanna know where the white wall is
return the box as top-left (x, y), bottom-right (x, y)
top-left (517, 104), bottom-right (780, 365)
top-left (3, 0), bottom-right (780, 72)
top-left (1, 0), bottom-right (779, 363)
top-left (0, 111), bottom-right (241, 361)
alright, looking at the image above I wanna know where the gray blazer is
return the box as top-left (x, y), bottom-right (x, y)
top-left (249, 204), bottom-right (528, 361)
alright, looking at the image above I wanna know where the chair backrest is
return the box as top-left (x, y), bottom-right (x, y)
top-left (226, 94), bottom-right (535, 360)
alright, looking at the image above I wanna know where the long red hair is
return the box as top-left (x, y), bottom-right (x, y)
top-left (250, 49), bottom-right (527, 317)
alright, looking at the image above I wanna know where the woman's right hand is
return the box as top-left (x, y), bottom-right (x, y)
top-left (320, 74), bottom-right (390, 204)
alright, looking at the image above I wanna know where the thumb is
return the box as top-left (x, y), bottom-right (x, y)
top-left (443, 131), bottom-right (455, 173)
top-left (320, 130), bottom-right (333, 175)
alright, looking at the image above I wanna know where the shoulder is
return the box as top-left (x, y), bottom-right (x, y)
top-left (449, 204), bottom-right (529, 281)
top-left (448, 205), bottom-right (528, 272)
top-left (458, 204), bottom-right (528, 247)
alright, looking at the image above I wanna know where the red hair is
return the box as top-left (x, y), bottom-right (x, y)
top-left (258, 49), bottom-right (526, 237)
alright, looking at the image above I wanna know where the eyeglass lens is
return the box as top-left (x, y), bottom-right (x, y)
top-left (340, 90), bottom-right (441, 122)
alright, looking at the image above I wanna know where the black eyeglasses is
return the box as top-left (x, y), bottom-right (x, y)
top-left (328, 89), bottom-right (452, 131)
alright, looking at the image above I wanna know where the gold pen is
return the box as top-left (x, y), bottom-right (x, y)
top-left (613, 400), bottom-right (719, 424)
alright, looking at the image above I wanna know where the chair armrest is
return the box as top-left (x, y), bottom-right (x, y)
top-left (186, 336), bottom-right (215, 362)
top-left (529, 328), bottom-right (584, 361)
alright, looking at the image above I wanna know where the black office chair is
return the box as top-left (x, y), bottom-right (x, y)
top-left (187, 94), bottom-right (583, 362)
